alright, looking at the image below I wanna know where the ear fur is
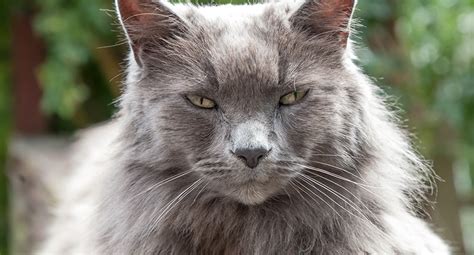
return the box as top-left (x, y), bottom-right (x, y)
top-left (115, 0), bottom-right (185, 66)
top-left (290, 0), bottom-right (356, 47)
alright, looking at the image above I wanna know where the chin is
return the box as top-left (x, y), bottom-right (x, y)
top-left (226, 181), bottom-right (283, 205)
top-left (232, 187), bottom-right (269, 205)
top-left (206, 169), bottom-right (290, 205)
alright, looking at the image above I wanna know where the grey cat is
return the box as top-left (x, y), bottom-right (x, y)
top-left (39, 0), bottom-right (450, 254)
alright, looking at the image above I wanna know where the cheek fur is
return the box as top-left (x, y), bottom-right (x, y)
top-left (278, 96), bottom-right (341, 158)
top-left (154, 102), bottom-right (218, 152)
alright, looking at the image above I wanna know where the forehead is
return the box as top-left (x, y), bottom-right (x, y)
top-left (158, 1), bottom-right (344, 101)
top-left (172, 2), bottom-right (297, 21)
top-left (208, 20), bottom-right (281, 93)
top-left (170, 3), bottom-right (299, 91)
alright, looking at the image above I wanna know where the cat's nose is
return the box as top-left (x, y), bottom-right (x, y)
top-left (233, 147), bottom-right (270, 169)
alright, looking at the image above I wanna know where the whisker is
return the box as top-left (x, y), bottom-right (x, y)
top-left (131, 170), bottom-right (193, 201)
top-left (311, 154), bottom-right (366, 177)
top-left (122, 12), bottom-right (175, 24)
top-left (97, 41), bottom-right (128, 49)
top-left (109, 71), bottom-right (125, 83)
top-left (310, 160), bottom-right (366, 183)
top-left (146, 179), bottom-right (203, 237)
top-left (297, 176), bottom-right (354, 219)
top-left (312, 153), bottom-right (368, 160)
top-left (296, 163), bottom-right (379, 189)
top-left (301, 166), bottom-right (382, 199)
top-left (156, 179), bottom-right (203, 222)
top-left (292, 178), bottom-right (343, 220)
top-left (288, 180), bottom-right (311, 208)
top-left (282, 185), bottom-right (293, 206)
top-left (300, 173), bottom-right (390, 241)
top-left (300, 174), bottom-right (368, 221)
top-left (192, 181), bottom-right (209, 206)
top-left (312, 171), bottom-right (383, 208)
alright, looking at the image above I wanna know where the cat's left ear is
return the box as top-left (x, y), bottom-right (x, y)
top-left (290, 0), bottom-right (356, 47)
top-left (115, 0), bottom-right (186, 67)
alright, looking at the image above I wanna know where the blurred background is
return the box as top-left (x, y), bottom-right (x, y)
top-left (0, 0), bottom-right (473, 254)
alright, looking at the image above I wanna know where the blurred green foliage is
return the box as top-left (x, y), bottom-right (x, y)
top-left (0, 0), bottom-right (473, 254)
top-left (34, 0), bottom-right (116, 119)
top-left (358, 0), bottom-right (474, 181)
top-left (0, 2), bottom-right (12, 255)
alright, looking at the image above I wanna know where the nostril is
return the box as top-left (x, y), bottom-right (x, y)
top-left (233, 147), bottom-right (271, 169)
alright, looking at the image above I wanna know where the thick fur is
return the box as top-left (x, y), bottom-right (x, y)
top-left (38, 1), bottom-right (450, 254)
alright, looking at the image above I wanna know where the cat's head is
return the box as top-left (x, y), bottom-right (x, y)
top-left (117, 0), bottom-right (367, 205)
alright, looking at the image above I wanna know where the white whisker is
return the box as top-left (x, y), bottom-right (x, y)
top-left (299, 173), bottom-right (391, 242)
top-left (310, 160), bottom-right (366, 183)
top-left (301, 166), bottom-right (382, 200)
top-left (296, 163), bottom-right (379, 190)
top-left (314, 171), bottom-right (383, 207)
top-left (145, 179), bottom-right (203, 238)
top-left (292, 178), bottom-right (343, 220)
top-left (192, 181), bottom-right (209, 206)
top-left (131, 170), bottom-right (193, 201)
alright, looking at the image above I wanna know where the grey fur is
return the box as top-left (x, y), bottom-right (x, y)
top-left (39, 0), bottom-right (450, 254)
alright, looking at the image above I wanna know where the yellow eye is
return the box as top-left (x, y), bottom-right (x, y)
top-left (186, 95), bottom-right (216, 109)
top-left (279, 90), bottom-right (308, 105)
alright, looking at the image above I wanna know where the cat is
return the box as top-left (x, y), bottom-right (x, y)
top-left (38, 0), bottom-right (450, 254)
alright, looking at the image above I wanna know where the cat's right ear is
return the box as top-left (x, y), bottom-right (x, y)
top-left (115, 0), bottom-right (185, 67)
top-left (290, 0), bottom-right (356, 48)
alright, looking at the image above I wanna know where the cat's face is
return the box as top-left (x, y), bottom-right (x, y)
top-left (118, 0), bottom-right (359, 205)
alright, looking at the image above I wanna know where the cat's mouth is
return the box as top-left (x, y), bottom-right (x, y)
top-left (218, 177), bottom-right (286, 205)
top-left (201, 165), bottom-right (291, 205)
top-left (230, 182), bottom-right (269, 205)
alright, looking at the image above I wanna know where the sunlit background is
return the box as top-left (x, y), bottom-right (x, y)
top-left (0, 0), bottom-right (473, 254)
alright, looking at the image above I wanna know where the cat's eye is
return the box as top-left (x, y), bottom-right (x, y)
top-left (186, 95), bottom-right (216, 109)
top-left (279, 90), bottom-right (308, 105)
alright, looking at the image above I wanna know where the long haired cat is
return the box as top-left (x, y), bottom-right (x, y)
top-left (39, 0), bottom-right (450, 254)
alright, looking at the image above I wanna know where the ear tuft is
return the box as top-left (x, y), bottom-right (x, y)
top-left (116, 0), bottom-right (185, 66)
top-left (291, 0), bottom-right (356, 47)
